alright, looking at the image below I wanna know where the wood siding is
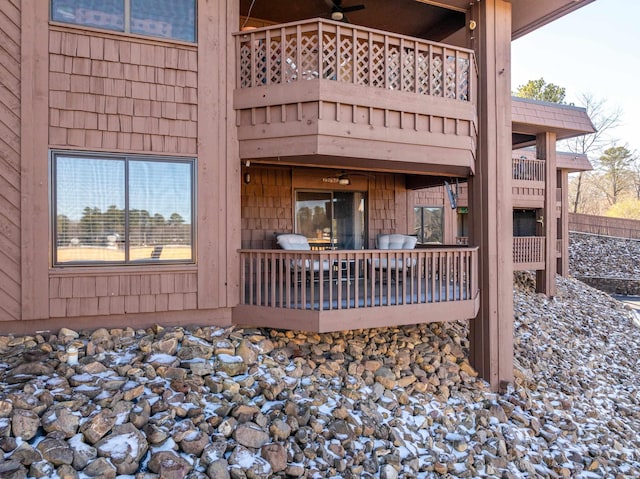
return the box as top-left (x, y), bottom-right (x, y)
top-left (241, 168), bottom-right (293, 249)
top-left (49, 270), bottom-right (197, 317)
top-left (48, 29), bottom-right (197, 154)
top-left (0, 0), bottom-right (21, 321)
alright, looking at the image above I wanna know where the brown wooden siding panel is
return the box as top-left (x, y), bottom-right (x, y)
top-left (48, 30), bottom-right (197, 155)
top-left (0, 0), bottom-right (21, 321)
top-left (48, 271), bottom-right (197, 318)
top-left (241, 168), bottom-right (293, 249)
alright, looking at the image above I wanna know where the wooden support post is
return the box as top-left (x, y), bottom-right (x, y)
top-left (536, 132), bottom-right (557, 296)
top-left (557, 169), bottom-right (569, 276)
top-left (469, 0), bottom-right (514, 392)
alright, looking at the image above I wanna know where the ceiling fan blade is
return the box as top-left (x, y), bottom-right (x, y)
top-left (342, 4), bottom-right (365, 13)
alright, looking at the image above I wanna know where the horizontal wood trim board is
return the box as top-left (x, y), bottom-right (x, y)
top-left (513, 262), bottom-right (545, 271)
top-left (233, 81), bottom-right (477, 122)
top-left (0, 308), bottom-right (233, 336)
top-left (239, 136), bottom-right (474, 169)
top-left (237, 121), bottom-right (474, 151)
top-left (233, 295), bottom-right (479, 333)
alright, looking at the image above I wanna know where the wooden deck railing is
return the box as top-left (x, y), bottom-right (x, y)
top-left (512, 157), bottom-right (545, 182)
top-left (513, 236), bottom-right (545, 270)
top-left (235, 19), bottom-right (476, 102)
top-left (239, 248), bottom-right (478, 312)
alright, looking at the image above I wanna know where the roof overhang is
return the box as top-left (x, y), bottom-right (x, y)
top-left (511, 97), bottom-right (596, 149)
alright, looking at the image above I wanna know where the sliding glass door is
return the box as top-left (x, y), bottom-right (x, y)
top-left (295, 191), bottom-right (366, 250)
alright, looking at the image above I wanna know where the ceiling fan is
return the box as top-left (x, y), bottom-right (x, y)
top-left (325, 0), bottom-right (365, 23)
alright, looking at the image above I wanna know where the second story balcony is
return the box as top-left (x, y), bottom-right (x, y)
top-left (512, 156), bottom-right (546, 207)
top-left (234, 19), bottom-right (477, 175)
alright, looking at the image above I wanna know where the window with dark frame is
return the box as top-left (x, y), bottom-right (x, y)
top-left (414, 206), bottom-right (443, 244)
top-left (50, 0), bottom-right (197, 43)
top-left (52, 152), bottom-right (195, 265)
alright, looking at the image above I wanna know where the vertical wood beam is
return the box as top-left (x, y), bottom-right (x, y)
top-left (557, 169), bottom-right (569, 276)
top-left (197, 0), bottom-right (240, 314)
top-left (536, 131), bottom-right (557, 296)
top-left (469, 0), bottom-right (514, 392)
top-left (21, 0), bottom-right (49, 320)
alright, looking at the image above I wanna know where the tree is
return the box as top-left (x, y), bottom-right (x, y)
top-left (565, 93), bottom-right (622, 213)
top-left (605, 198), bottom-right (640, 220)
top-left (514, 78), bottom-right (566, 103)
top-left (595, 145), bottom-right (635, 206)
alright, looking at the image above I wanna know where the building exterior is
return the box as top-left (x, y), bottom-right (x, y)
top-left (0, 0), bottom-right (596, 391)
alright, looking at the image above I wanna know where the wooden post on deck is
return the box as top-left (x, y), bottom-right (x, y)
top-left (469, 0), bottom-right (514, 392)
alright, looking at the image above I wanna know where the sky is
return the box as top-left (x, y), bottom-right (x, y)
top-left (511, 0), bottom-right (640, 157)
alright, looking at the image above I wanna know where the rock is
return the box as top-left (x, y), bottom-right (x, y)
top-left (80, 409), bottom-right (116, 444)
top-left (95, 423), bottom-right (148, 475)
top-left (36, 437), bottom-right (73, 466)
top-left (147, 451), bottom-right (192, 477)
top-left (0, 460), bottom-right (27, 479)
top-left (261, 443), bottom-right (287, 472)
top-left (229, 445), bottom-right (271, 477)
top-left (216, 354), bottom-right (247, 376)
top-left (42, 406), bottom-right (80, 438)
top-left (68, 434), bottom-right (97, 470)
top-left (11, 409), bottom-right (40, 441)
top-left (207, 459), bottom-right (231, 479)
top-left (180, 430), bottom-right (209, 455)
top-left (82, 457), bottom-right (116, 478)
top-left (234, 422), bottom-right (269, 449)
top-left (9, 442), bottom-right (42, 466)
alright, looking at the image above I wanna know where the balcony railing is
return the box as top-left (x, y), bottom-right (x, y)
top-left (513, 236), bottom-right (545, 271)
top-left (512, 157), bottom-right (545, 182)
top-left (235, 19), bottom-right (475, 102)
top-left (235, 248), bottom-right (479, 331)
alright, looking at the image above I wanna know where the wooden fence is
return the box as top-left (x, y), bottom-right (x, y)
top-left (569, 213), bottom-right (640, 240)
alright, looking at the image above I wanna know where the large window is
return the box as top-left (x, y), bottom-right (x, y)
top-left (295, 191), bottom-right (367, 250)
top-left (52, 152), bottom-right (195, 265)
top-left (51, 0), bottom-right (196, 43)
top-left (414, 206), bottom-right (443, 244)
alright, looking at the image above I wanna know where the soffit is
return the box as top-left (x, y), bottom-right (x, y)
top-left (240, 0), bottom-right (596, 41)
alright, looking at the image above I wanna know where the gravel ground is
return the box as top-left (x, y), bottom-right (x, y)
top-left (0, 272), bottom-right (638, 478)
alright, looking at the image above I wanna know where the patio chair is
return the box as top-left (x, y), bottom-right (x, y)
top-left (276, 234), bottom-right (332, 283)
top-left (372, 234), bottom-right (418, 276)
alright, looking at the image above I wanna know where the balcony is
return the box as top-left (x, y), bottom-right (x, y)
top-left (513, 236), bottom-right (545, 271)
top-left (234, 19), bottom-right (477, 174)
top-left (234, 247), bottom-right (479, 332)
top-left (512, 157), bottom-right (546, 207)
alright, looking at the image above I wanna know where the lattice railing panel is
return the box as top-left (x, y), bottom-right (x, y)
top-left (431, 55), bottom-right (443, 97)
top-left (235, 20), bottom-right (474, 101)
top-left (299, 34), bottom-right (320, 80)
top-left (386, 46), bottom-right (400, 91)
top-left (370, 41), bottom-right (386, 88)
top-left (354, 38), bottom-right (369, 86)
top-left (239, 43), bottom-right (252, 88)
top-left (268, 39), bottom-right (283, 84)
top-left (337, 37), bottom-right (353, 82)
top-left (458, 58), bottom-right (470, 101)
top-left (322, 33), bottom-right (338, 79)
top-left (401, 48), bottom-right (415, 93)
top-left (445, 54), bottom-right (456, 99)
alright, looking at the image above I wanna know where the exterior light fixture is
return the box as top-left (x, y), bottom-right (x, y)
top-left (331, 11), bottom-right (344, 21)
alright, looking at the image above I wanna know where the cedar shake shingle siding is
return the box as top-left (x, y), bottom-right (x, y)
top-left (48, 30), bottom-right (197, 154)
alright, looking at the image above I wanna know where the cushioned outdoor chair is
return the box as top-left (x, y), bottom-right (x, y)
top-left (276, 234), bottom-right (332, 283)
top-left (372, 234), bottom-right (418, 274)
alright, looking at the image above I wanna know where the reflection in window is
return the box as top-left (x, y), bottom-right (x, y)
top-left (53, 153), bottom-right (194, 265)
top-left (51, 0), bottom-right (196, 43)
top-left (414, 206), bottom-right (443, 244)
top-left (295, 191), bottom-right (366, 250)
